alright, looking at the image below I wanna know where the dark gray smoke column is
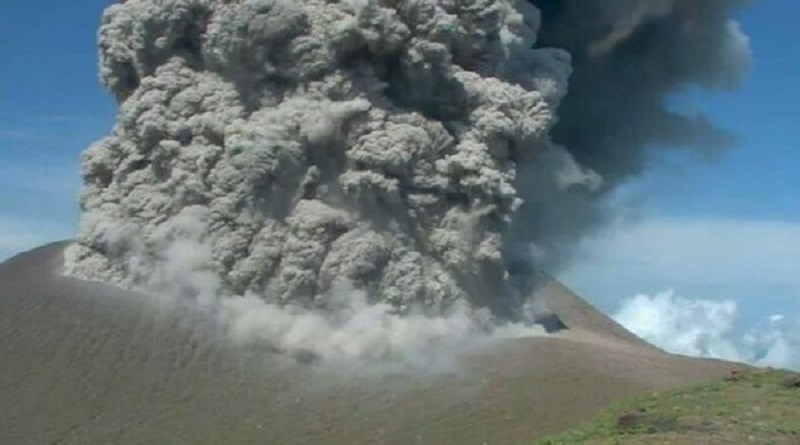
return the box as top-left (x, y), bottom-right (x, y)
top-left (66, 0), bottom-right (750, 321)
top-left (533, 0), bottom-right (751, 176)
top-left (515, 0), bottom-right (752, 267)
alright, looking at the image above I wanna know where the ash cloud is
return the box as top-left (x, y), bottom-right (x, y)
top-left (519, 0), bottom-right (752, 269)
top-left (65, 0), bottom-right (751, 360)
top-left (532, 0), bottom-right (751, 179)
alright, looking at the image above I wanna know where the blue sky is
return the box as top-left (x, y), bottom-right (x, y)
top-left (1, 1), bottom-right (798, 364)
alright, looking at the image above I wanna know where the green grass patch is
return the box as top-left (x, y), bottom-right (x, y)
top-left (534, 369), bottom-right (800, 445)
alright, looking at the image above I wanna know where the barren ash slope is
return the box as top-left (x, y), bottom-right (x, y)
top-left (1, 0), bottom-right (754, 444)
top-left (0, 242), bottom-right (743, 445)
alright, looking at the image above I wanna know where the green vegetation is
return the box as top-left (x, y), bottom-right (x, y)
top-left (535, 369), bottom-right (800, 445)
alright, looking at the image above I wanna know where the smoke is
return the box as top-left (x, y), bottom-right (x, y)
top-left (520, 0), bottom-right (752, 268)
top-left (131, 229), bottom-right (545, 372)
top-left (614, 290), bottom-right (800, 370)
top-left (64, 0), bottom-right (750, 364)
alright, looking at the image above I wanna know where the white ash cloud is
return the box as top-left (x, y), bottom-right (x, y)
top-left (65, 0), bottom-right (751, 355)
top-left (135, 232), bottom-right (545, 372)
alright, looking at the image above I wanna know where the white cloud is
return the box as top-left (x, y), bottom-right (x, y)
top-left (574, 218), bottom-right (800, 288)
top-left (613, 289), bottom-right (800, 370)
top-left (560, 217), bottom-right (800, 369)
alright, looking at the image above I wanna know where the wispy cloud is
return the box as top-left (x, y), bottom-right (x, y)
top-left (559, 218), bottom-right (800, 316)
top-left (578, 218), bottom-right (799, 284)
top-left (0, 216), bottom-right (73, 261)
top-left (0, 161), bottom-right (81, 199)
top-left (0, 111), bottom-right (111, 151)
top-left (0, 129), bottom-right (38, 140)
top-left (0, 114), bottom-right (101, 263)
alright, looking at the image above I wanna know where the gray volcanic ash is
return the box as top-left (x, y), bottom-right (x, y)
top-left (63, 0), bottom-right (750, 361)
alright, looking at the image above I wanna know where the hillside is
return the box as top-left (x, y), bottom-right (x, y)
top-left (535, 368), bottom-right (800, 445)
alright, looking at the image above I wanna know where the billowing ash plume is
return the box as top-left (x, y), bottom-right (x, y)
top-left (66, 0), bottom-right (750, 324)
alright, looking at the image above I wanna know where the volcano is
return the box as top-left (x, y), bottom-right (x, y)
top-left (2, 1), bottom-right (753, 442)
top-left (0, 243), bottom-right (744, 445)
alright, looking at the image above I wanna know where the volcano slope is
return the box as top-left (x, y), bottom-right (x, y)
top-left (0, 243), bottom-right (747, 445)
